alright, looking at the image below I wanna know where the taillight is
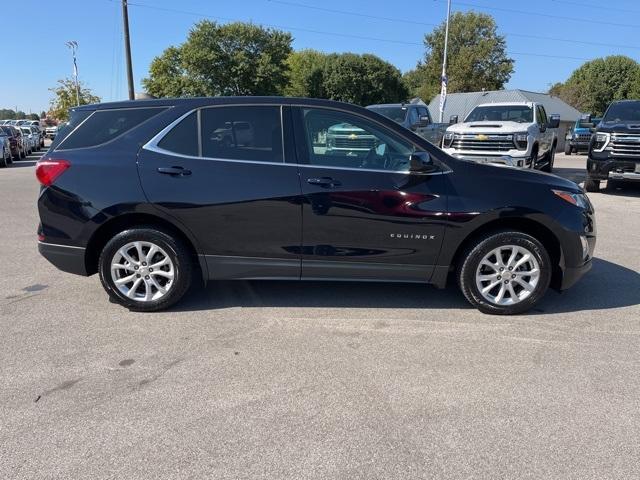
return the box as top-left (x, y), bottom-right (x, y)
top-left (36, 159), bottom-right (70, 186)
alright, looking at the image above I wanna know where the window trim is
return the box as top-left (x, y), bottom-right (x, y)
top-left (54, 106), bottom-right (169, 152)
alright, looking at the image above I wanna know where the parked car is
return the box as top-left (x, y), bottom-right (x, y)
top-left (585, 100), bottom-right (640, 192)
top-left (366, 100), bottom-right (451, 146)
top-left (441, 102), bottom-right (560, 171)
top-left (565, 115), bottom-right (601, 155)
top-left (0, 125), bottom-right (26, 160)
top-left (0, 128), bottom-right (12, 167)
top-left (37, 97), bottom-right (595, 315)
top-left (45, 125), bottom-right (59, 139)
top-left (19, 126), bottom-right (38, 154)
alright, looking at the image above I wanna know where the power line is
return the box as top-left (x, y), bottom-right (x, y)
top-left (549, 0), bottom-right (640, 14)
top-left (449, 0), bottom-right (640, 29)
top-left (118, 0), bottom-right (596, 62)
top-left (268, 0), bottom-right (640, 51)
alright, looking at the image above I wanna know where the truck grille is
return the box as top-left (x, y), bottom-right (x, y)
top-left (610, 134), bottom-right (640, 157)
top-left (576, 133), bottom-right (591, 141)
top-left (451, 134), bottom-right (515, 152)
top-left (332, 136), bottom-right (377, 150)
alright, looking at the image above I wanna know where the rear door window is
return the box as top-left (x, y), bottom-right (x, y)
top-left (56, 107), bottom-right (166, 150)
top-left (199, 106), bottom-right (283, 162)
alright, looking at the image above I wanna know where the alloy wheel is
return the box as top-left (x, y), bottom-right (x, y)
top-left (110, 241), bottom-right (175, 302)
top-left (475, 245), bottom-right (540, 306)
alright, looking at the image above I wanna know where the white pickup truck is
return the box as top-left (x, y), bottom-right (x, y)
top-left (441, 102), bottom-right (560, 172)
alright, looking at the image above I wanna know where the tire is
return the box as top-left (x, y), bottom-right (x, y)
top-left (541, 145), bottom-right (556, 173)
top-left (0, 151), bottom-right (7, 168)
top-left (20, 148), bottom-right (25, 159)
top-left (98, 226), bottom-right (193, 311)
top-left (529, 147), bottom-right (538, 169)
top-left (564, 143), bottom-right (571, 155)
top-left (457, 230), bottom-right (552, 315)
top-left (584, 177), bottom-right (600, 192)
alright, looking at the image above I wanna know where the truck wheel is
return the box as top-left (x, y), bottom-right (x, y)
top-left (564, 143), bottom-right (571, 155)
top-left (541, 145), bottom-right (556, 173)
top-left (584, 177), bottom-right (600, 192)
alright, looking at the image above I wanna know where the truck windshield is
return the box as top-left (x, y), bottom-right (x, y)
top-left (602, 103), bottom-right (640, 124)
top-left (367, 106), bottom-right (407, 123)
top-left (577, 118), bottom-right (600, 129)
top-left (465, 106), bottom-right (533, 123)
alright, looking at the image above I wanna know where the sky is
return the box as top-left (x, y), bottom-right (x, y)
top-left (1, 0), bottom-right (639, 114)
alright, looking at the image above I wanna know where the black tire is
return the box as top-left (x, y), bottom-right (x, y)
top-left (564, 143), bottom-right (571, 155)
top-left (606, 179), bottom-right (622, 191)
top-left (0, 152), bottom-right (7, 168)
top-left (584, 177), bottom-right (600, 192)
top-left (541, 145), bottom-right (556, 173)
top-left (457, 230), bottom-right (552, 315)
top-left (529, 147), bottom-right (538, 169)
top-left (98, 226), bottom-right (193, 311)
top-left (20, 148), bottom-right (25, 159)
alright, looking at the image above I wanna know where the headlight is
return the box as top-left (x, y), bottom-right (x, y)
top-left (552, 190), bottom-right (590, 209)
top-left (442, 132), bottom-right (454, 148)
top-left (514, 132), bottom-right (528, 150)
top-left (592, 132), bottom-right (609, 152)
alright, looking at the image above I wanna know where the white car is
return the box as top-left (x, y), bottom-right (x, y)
top-left (19, 126), bottom-right (38, 154)
top-left (441, 102), bottom-right (559, 172)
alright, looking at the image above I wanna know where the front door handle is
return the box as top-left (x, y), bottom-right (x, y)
top-left (307, 177), bottom-right (342, 188)
top-left (157, 166), bottom-right (192, 176)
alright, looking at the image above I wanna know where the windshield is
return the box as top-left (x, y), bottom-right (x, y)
top-left (577, 118), bottom-right (600, 129)
top-left (368, 106), bottom-right (407, 123)
top-left (602, 102), bottom-right (640, 124)
top-left (465, 105), bottom-right (533, 123)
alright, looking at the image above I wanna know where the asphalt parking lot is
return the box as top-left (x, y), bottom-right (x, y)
top-left (1, 152), bottom-right (639, 479)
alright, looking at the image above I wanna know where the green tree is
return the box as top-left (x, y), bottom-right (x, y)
top-left (143, 21), bottom-right (293, 97)
top-left (551, 56), bottom-right (640, 115)
top-left (285, 49), bottom-right (327, 97)
top-left (0, 109), bottom-right (16, 119)
top-left (321, 53), bottom-right (408, 105)
top-left (406, 12), bottom-right (514, 101)
top-left (48, 78), bottom-right (101, 121)
top-left (27, 113), bottom-right (40, 120)
top-left (15, 111), bottom-right (26, 120)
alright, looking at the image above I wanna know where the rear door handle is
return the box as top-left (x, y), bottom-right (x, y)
top-left (307, 177), bottom-right (342, 188)
top-left (157, 166), bottom-right (191, 176)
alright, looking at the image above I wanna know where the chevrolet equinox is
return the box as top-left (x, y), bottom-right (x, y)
top-left (37, 97), bottom-right (596, 315)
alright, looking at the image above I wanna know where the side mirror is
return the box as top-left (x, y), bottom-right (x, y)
top-left (418, 115), bottom-right (430, 126)
top-left (409, 151), bottom-right (436, 173)
top-left (581, 113), bottom-right (592, 124)
top-left (449, 115), bottom-right (459, 124)
top-left (547, 114), bottom-right (560, 129)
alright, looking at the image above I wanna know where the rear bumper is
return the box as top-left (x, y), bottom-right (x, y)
top-left (38, 241), bottom-right (88, 276)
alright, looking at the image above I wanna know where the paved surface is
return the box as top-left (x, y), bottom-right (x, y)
top-left (1, 152), bottom-right (639, 479)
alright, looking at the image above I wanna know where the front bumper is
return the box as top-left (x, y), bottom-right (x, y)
top-left (560, 258), bottom-right (592, 290)
top-left (443, 151), bottom-right (529, 168)
top-left (587, 154), bottom-right (640, 181)
top-left (38, 241), bottom-right (88, 276)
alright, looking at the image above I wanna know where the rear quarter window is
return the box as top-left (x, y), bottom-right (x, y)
top-left (56, 107), bottom-right (166, 150)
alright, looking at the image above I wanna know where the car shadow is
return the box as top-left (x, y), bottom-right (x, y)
top-left (171, 257), bottom-right (638, 315)
top-left (554, 164), bottom-right (640, 198)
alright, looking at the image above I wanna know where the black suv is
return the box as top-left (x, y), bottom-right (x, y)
top-left (37, 97), bottom-right (595, 315)
top-left (585, 100), bottom-right (640, 192)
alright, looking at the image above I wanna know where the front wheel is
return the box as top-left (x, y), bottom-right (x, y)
top-left (564, 143), bottom-right (572, 155)
top-left (458, 231), bottom-right (552, 315)
top-left (98, 227), bottom-right (193, 311)
top-left (584, 177), bottom-right (600, 192)
top-left (541, 145), bottom-right (556, 173)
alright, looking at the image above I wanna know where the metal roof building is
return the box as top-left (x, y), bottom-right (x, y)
top-left (428, 89), bottom-right (582, 150)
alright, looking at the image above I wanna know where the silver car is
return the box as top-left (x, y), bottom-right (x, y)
top-left (19, 126), bottom-right (38, 155)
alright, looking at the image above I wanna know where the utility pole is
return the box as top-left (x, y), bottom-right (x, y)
top-left (439, 0), bottom-right (452, 123)
top-left (65, 41), bottom-right (80, 106)
top-left (122, 0), bottom-right (135, 100)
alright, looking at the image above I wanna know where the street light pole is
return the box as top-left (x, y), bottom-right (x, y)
top-left (122, 0), bottom-right (135, 100)
top-left (439, 0), bottom-right (452, 123)
top-left (65, 41), bottom-right (80, 106)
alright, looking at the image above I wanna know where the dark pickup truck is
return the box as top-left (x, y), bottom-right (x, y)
top-left (585, 100), bottom-right (640, 192)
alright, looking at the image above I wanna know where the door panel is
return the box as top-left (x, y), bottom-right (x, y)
top-left (138, 105), bottom-right (302, 279)
top-left (292, 107), bottom-right (448, 281)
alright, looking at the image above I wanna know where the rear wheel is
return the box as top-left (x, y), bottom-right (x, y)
top-left (0, 150), bottom-right (7, 168)
top-left (584, 177), bottom-right (600, 192)
top-left (99, 227), bottom-right (193, 311)
top-left (458, 231), bottom-right (552, 315)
